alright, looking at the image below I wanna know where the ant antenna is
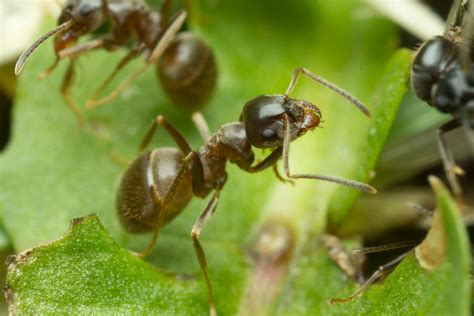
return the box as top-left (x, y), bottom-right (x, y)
top-left (351, 240), bottom-right (422, 254)
top-left (285, 67), bottom-right (371, 117)
top-left (15, 19), bottom-right (75, 75)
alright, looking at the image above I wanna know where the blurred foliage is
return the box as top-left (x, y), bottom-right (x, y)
top-left (0, 0), bottom-right (471, 314)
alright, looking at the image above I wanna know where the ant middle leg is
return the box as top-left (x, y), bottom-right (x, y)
top-left (191, 112), bottom-right (211, 141)
top-left (436, 119), bottom-right (463, 200)
top-left (60, 59), bottom-right (86, 124)
top-left (86, 43), bottom-right (147, 109)
top-left (191, 190), bottom-right (220, 316)
top-left (281, 114), bottom-right (377, 193)
top-left (88, 11), bottom-right (187, 107)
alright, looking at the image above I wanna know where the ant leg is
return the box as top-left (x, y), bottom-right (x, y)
top-left (272, 163), bottom-right (294, 184)
top-left (191, 190), bottom-right (220, 316)
top-left (61, 59), bottom-right (86, 125)
top-left (328, 252), bottom-right (408, 304)
top-left (243, 147), bottom-right (283, 172)
top-left (281, 114), bottom-right (376, 193)
top-left (38, 38), bottom-right (111, 80)
top-left (38, 58), bottom-right (60, 80)
top-left (284, 67), bottom-right (371, 117)
top-left (139, 151), bottom-right (196, 257)
top-left (87, 43), bottom-right (146, 109)
top-left (88, 11), bottom-right (187, 107)
top-left (460, 113), bottom-right (474, 155)
top-left (436, 119), bottom-right (463, 199)
top-left (58, 38), bottom-right (107, 58)
top-left (38, 39), bottom-right (107, 81)
top-left (191, 112), bottom-right (211, 141)
top-left (140, 115), bottom-right (192, 154)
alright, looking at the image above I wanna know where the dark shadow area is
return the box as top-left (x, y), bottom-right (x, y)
top-left (0, 62), bottom-right (15, 152)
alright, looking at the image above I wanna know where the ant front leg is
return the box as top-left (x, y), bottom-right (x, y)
top-left (436, 119), bottom-right (464, 200)
top-left (61, 59), bottom-right (86, 125)
top-left (40, 37), bottom-right (114, 80)
top-left (281, 114), bottom-right (376, 193)
top-left (38, 58), bottom-right (60, 80)
top-left (191, 190), bottom-right (220, 316)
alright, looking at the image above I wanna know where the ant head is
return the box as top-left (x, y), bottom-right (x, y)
top-left (55, 0), bottom-right (105, 49)
top-left (15, 0), bottom-right (105, 75)
top-left (215, 123), bottom-right (253, 161)
top-left (240, 95), bottom-right (321, 148)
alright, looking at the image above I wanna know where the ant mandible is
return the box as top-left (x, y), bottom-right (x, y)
top-left (116, 67), bottom-right (376, 315)
top-left (15, 0), bottom-right (217, 128)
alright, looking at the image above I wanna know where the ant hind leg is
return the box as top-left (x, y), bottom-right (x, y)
top-left (328, 252), bottom-right (409, 304)
top-left (139, 151), bottom-right (196, 257)
top-left (191, 190), bottom-right (220, 316)
top-left (436, 119), bottom-right (463, 200)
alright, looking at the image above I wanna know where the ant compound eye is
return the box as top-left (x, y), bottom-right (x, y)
top-left (79, 4), bottom-right (94, 17)
top-left (261, 128), bottom-right (277, 141)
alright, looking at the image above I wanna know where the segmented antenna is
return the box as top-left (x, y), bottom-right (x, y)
top-left (351, 240), bottom-right (422, 254)
top-left (285, 67), bottom-right (371, 117)
top-left (15, 19), bottom-right (75, 75)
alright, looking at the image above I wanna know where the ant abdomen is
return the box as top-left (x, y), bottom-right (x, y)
top-left (411, 36), bottom-right (459, 104)
top-left (157, 32), bottom-right (217, 112)
top-left (116, 148), bottom-right (193, 233)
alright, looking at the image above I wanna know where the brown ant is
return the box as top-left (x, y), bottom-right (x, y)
top-left (116, 67), bottom-right (376, 315)
top-left (14, 0), bottom-right (217, 127)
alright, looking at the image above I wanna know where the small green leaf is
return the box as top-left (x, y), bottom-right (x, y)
top-left (275, 176), bottom-right (470, 315)
top-left (328, 49), bottom-right (413, 226)
top-left (5, 215), bottom-right (207, 315)
top-left (330, 176), bottom-right (470, 315)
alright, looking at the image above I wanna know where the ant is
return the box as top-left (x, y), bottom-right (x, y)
top-left (116, 67), bottom-right (376, 315)
top-left (15, 0), bottom-right (217, 129)
top-left (411, 0), bottom-right (474, 201)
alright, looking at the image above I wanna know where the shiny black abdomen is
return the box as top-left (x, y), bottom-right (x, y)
top-left (411, 35), bottom-right (474, 115)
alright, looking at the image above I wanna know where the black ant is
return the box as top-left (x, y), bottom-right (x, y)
top-left (14, 0), bottom-right (217, 128)
top-left (328, 1), bottom-right (474, 304)
top-left (116, 67), bottom-right (376, 315)
top-left (411, 0), bottom-right (474, 201)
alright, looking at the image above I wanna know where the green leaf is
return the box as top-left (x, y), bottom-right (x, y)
top-left (5, 215), bottom-right (207, 314)
top-left (275, 176), bottom-right (471, 315)
top-left (0, 0), bottom-right (428, 314)
top-left (356, 176), bottom-right (470, 315)
top-left (328, 49), bottom-right (412, 226)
